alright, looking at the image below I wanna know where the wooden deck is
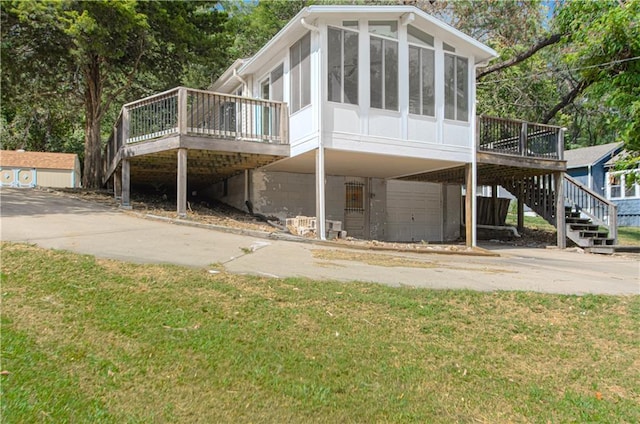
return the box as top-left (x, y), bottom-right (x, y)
top-left (402, 116), bottom-right (566, 186)
top-left (103, 87), bottom-right (290, 189)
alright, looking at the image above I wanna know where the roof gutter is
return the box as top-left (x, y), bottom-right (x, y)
top-left (301, 17), bottom-right (319, 33)
top-left (232, 68), bottom-right (247, 88)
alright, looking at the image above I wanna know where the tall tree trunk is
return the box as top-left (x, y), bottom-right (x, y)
top-left (82, 58), bottom-right (103, 188)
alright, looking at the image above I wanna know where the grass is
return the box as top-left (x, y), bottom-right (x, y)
top-left (2, 242), bottom-right (639, 423)
top-left (617, 227), bottom-right (640, 246)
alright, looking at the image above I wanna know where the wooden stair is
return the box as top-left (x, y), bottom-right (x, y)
top-left (565, 206), bottom-right (616, 253)
top-left (502, 174), bottom-right (619, 254)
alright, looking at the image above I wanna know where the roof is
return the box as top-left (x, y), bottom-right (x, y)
top-left (564, 142), bottom-right (623, 169)
top-left (0, 150), bottom-right (79, 170)
top-left (215, 5), bottom-right (498, 86)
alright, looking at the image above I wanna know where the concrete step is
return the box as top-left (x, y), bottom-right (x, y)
top-left (586, 246), bottom-right (616, 255)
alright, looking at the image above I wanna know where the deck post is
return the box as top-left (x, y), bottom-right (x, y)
top-left (554, 171), bottom-right (566, 249)
top-left (178, 87), bottom-right (188, 135)
top-left (114, 168), bottom-right (122, 200)
top-left (316, 147), bottom-right (326, 241)
top-left (517, 182), bottom-right (524, 232)
top-left (121, 159), bottom-right (131, 209)
top-left (177, 148), bottom-right (187, 217)
top-left (519, 122), bottom-right (527, 156)
top-left (609, 204), bottom-right (618, 243)
top-left (122, 107), bottom-right (129, 144)
top-left (279, 104), bottom-right (289, 144)
top-left (465, 163), bottom-right (473, 247)
top-left (491, 184), bottom-right (499, 225)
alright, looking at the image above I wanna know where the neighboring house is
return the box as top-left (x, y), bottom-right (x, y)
top-left (604, 153), bottom-right (640, 227)
top-left (564, 143), bottom-right (639, 227)
top-left (0, 150), bottom-right (81, 188)
top-left (104, 5), bottom-right (573, 247)
top-left (565, 142), bottom-right (623, 197)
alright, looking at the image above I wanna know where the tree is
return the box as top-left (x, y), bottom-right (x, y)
top-left (555, 0), bottom-right (640, 151)
top-left (1, 1), bottom-right (231, 188)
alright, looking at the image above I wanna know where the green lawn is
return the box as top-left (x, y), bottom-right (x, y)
top-left (617, 226), bottom-right (640, 246)
top-left (2, 243), bottom-right (639, 423)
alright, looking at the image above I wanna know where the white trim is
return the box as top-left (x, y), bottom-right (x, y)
top-left (235, 5), bottom-right (496, 78)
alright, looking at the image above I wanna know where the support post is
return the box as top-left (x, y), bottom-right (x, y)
top-left (244, 169), bottom-right (250, 203)
top-left (491, 184), bottom-right (499, 226)
top-left (609, 204), bottom-right (618, 243)
top-left (517, 182), bottom-right (524, 232)
top-left (465, 163), bottom-right (473, 247)
top-left (121, 159), bottom-right (131, 209)
top-left (177, 148), bottom-right (187, 217)
top-left (554, 171), bottom-right (566, 249)
top-left (114, 168), bottom-right (122, 200)
top-left (316, 147), bottom-right (326, 240)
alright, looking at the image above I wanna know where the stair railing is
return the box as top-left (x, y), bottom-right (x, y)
top-left (563, 174), bottom-right (617, 241)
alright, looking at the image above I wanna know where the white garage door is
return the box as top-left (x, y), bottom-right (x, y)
top-left (387, 180), bottom-right (442, 242)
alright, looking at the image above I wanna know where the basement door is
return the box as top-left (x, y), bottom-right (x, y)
top-left (387, 180), bottom-right (442, 242)
top-left (344, 178), bottom-right (367, 238)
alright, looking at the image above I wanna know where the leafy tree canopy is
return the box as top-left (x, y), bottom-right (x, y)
top-left (1, 0), bottom-right (231, 187)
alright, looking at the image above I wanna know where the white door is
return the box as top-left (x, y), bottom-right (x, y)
top-left (387, 180), bottom-right (442, 242)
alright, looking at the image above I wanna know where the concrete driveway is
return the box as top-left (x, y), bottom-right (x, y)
top-left (1, 188), bottom-right (638, 295)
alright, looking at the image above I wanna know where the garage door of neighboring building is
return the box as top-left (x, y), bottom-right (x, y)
top-left (387, 180), bottom-right (442, 242)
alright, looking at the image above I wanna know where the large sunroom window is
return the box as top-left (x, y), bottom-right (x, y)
top-left (290, 32), bottom-right (311, 113)
top-left (328, 26), bottom-right (358, 105)
top-left (369, 21), bottom-right (398, 111)
top-left (408, 25), bottom-right (435, 116)
top-left (444, 52), bottom-right (468, 121)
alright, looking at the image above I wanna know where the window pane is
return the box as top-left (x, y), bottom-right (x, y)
top-left (369, 20), bottom-right (397, 38)
top-left (271, 64), bottom-right (283, 102)
top-left (422, 48), bottom-right (435, 116)
top-left (301, 32), bottom-right (311, 108)
top-left (610, 174), bottom-right (621, 198)
top-left (456, 56), bottom-right (468, 121)
top-left (343, 20), bottom-right (358, 29)
top-left (624, 175), bottom-right (635, 197)
top-left (344, 30), bottom-right (359, 105)
top-left (443, 42), bottom-right (455, 52)
top-left (328, 28), bottom-right (342, 102)
top-left (408, 46), bottom-right (420, 114)
top-left (444, 54), bottom-right (455, 120)
top-left (384, 40), bottom-right (398, 110)
top-left (290, 41), bottom-right (300, 112)
top-left (408, 25), bottom-right (433, 47)
top-left (370, 37), bottom-right (383, 109)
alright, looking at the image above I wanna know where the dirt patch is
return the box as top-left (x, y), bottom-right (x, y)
top-left (48, 188), bottom-right (557, 252)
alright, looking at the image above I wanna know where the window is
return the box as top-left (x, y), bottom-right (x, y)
top-left (408, 25), bottom-right (434, 116)
top-left (608, 171), bottom-right (640, 199)
top-left (260, 64), bottom-right (283, 136)
top-left (369, 21), bottom-right (398, 111)
top-left (444, 53), bottom-right (468, 121)
top-left (290, 32), bottom-right (311, 113)
top-left (345, 182), bottom-right (364, 212)
top-left (328, 27), bottom-right (358, 105)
